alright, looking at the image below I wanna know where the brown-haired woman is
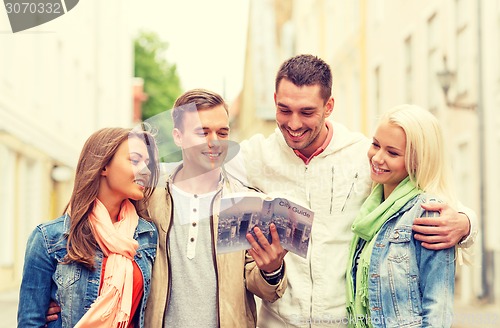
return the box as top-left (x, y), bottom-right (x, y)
top-left (18, 127), bottom-right (160, 328)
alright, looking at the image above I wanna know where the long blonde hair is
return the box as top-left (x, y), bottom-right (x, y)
top-left (64, 127), bottom-right (159, 269)
top-left (379, 104), bottom-right (456, 205)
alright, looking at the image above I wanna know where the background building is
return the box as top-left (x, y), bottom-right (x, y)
top-left (0, 0), bottom-right (133, 291)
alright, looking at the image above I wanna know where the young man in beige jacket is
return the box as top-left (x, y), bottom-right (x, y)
top-left (144, 89), bottom-right (287, 327)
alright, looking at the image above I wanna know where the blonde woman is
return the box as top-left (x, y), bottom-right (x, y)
top-left (346, 105), bottom-right (456, 327)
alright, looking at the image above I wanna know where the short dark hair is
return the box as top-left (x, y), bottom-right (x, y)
top-left (275, 54), bottom-right (332, 104)
top-left (172, 88), bottom-right (228, 130)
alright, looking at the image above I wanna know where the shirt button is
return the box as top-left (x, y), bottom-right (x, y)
top-left (190, 237), bottom-right (195, 242)
top-left (194, 194), bottom-right (198, 198)
top-left (393, 231), bottom-right (400, 239)
top-left (193, 208), bottom-right (197, 212)
top-left (192, 222), bottom-right (197, 227)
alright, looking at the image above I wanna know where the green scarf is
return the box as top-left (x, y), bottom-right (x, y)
top-left (345, 177), bottom-right (421, 327)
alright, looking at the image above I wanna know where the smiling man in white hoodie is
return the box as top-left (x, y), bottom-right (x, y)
top-left (226, 54), bottom-right (477, 327)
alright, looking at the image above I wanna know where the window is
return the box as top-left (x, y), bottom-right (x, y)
top-left (427, 14), bottom-right (440, 112)
top-left (455, 0), bottom-right (472, 95)
top-left (1, 37), bottom-right (15, 89)
top-left (250, 0), bottom-right (278, 120)
top-left (374, 65), bottom-right (381, 119)
top-left (0, 145), bottom-right (15, 267)
top-left (404, 36), bottom-right (413, 103)
top-left (454, 139), bottom-right (472, 207)
top-left (374, 0), bottom-right (385, 25)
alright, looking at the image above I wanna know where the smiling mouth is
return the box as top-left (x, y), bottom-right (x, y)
top-left (287, 129), bottom-right (306, 139)
top-left (371, 163), bottom-right (390, 174)
top-left (134, 179), bottom-right (147, 187)
top-left (202, 151), bottom-right (224, 160)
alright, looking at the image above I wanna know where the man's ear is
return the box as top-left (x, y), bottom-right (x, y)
top-left (172, 128), bottom-right (182, 147)
top-left (324, 97), bottom-right (334, 118)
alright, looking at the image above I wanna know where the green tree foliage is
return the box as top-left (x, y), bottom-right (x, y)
top-left (134, 30), bottom-right (183, 162)
top-left (134, 30), bottom-right (182, 119)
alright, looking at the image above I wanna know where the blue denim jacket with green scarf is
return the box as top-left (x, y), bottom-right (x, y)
top-left (347, 191), bottom-right (455, 327)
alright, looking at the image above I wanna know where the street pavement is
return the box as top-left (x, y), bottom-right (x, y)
top-left (2, 287), bottom-right (499, 327)
top-left (453, 299), bottom-right (499, 328)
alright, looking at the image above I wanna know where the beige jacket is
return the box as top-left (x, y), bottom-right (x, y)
top-left (144, 165), bottom-right (287, 327)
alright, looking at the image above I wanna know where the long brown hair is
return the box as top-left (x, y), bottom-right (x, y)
top-left (64, 127), bottom-right (159, 269)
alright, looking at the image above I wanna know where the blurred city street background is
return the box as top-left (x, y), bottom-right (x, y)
top-left (1, 0), bottom-right (499, 326)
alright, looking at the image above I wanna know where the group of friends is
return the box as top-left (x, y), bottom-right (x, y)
top-left (17, 54), bottom-right (477, 328)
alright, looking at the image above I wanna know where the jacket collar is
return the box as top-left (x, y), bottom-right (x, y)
top-left (166, 163), bottom-right (225, 193)
top-left (63, 214), bottom-right (71, 235)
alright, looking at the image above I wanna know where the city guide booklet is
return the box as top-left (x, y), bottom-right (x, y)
top-left (217, 192), bottom-right (315, 258)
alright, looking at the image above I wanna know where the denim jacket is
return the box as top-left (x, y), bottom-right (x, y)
top-left (357, 195), bottom-right (455, 328)
top-left (17, 214), bottom-right (157, 328)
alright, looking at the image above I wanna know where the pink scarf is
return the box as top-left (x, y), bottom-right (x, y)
top-left (75, 199), bottom-right (139, 328)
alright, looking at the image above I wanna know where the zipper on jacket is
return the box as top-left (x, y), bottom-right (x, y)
top-left (307, 236), bottom-right (314, 327)
top-left (210, 188), bottom-right (224, 328)
top-left (305, 166), bottom-right (311, 208)
top-left (330, 166), bottom-right (334, 214)
top-left (341, 173), bottom-right (358, 212)
top-left (165, 182), bottom-right (175, 314)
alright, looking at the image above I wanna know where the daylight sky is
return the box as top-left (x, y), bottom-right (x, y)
top-left (129, 0), bottom-right (250, 104)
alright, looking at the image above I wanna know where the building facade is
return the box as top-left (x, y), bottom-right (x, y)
top-left (0, 0), bottom-right (133, 291)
